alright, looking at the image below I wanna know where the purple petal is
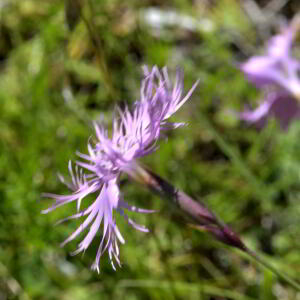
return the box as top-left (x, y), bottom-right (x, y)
top-left (267, 26), bottom-right (294, 59)
top-left (240, 94), bottom-right (275, 123)
top-left (270, 93), bottom-right (300, 129)
top-left (240, 91), bottom-right (300, 130)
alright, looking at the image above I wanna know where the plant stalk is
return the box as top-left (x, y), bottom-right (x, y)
top-left (129, 163), bottom-right (300, 291)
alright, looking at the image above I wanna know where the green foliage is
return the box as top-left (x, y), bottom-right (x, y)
top-left (1, 0), bottom-right (300, 299)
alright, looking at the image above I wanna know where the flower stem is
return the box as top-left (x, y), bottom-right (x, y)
top-left (244, 247), bottom-right (300, 291)
top-left (130, 164), bottom-right (300, 291)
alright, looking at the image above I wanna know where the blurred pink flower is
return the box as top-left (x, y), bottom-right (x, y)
top-left (240, 23), bottom-right (300, 129)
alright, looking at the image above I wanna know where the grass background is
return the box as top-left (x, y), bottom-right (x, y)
top-left (1, 0), bottom-right (300, 299)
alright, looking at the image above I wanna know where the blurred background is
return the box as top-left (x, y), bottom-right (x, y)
top-left (1, 0), bottom-right (300, 299)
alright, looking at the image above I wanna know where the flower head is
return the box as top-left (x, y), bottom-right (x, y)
top-left (240, 22), bottom-right (300, 129)
top-left (43, 66), bottom-right (198, 272)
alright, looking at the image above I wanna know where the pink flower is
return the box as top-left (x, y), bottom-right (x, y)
top-left (43, 66), bottom-right (198, 272)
